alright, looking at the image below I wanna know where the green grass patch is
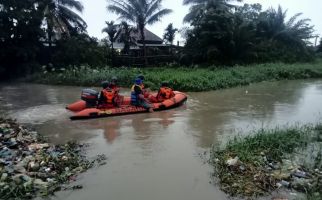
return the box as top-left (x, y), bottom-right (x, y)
top-left (210, 124), bottom-right (322, 198)
top-left (28, 60), bottom-right (322, 91)
top-left (223, 126), bottom-right (311, 163)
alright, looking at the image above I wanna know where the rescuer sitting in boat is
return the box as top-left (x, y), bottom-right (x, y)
top-left (109, 76), bottom-right (123, 106)
top-left (109, 76), bottom-right (120, 93)
top-left (136, 74), bottom-right (151, 98)
top-left (98, 81), bottom-right (119, 108)
top-left (149, 81), bottom-right (175, 103)
top-left (131, 78), bottom-right (154, 112)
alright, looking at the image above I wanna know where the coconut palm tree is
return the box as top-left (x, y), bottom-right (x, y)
top-left (107, 0), bottom-right (172, 65)
top-left (102, 21), bottom-right (121, 66)
top-left (118, 21), bottom-right (137, 55)
top-left (163, 23), bottom-right (178, 55)
top-left (163, 23), bottom-right (178, 45)
top-left (183, 0), bottom-right (242, 23)
top-left (42, 0), bottom-right (87, 47)
top-left (318, 38), bottom-right (322, 52)
top-left (258, 5), bottom-right (314, 48)
top-left (102, 21), bottom-right (121, 52)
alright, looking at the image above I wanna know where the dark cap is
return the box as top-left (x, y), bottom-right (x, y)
top-left (135, 78), bottom-right (143, 85)
top-left (161, 81), bottom-right (169, 87)
top-left (101, 80), bottom-right (109, 89)
top-left (111, 76), bottom-right (117, 82)
top-left (137, 74), bottom-right (144, 80)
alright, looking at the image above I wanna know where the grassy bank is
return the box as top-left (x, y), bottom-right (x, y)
top-left (210, 124), bottom-right (322, 199)
top-left (29, 60), bottom-right (322, 91)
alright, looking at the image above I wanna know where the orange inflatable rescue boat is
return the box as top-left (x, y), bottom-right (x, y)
top-left (66, 89), bottom-right (187, 120)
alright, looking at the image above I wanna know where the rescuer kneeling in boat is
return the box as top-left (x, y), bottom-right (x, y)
top-left (131, 78), bottom-right (154, 112)
top-left (98, 81), bottom-right (118, 108)
top-left (149, 81), bottom-right (175, 103)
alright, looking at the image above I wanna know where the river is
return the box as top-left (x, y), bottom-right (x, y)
top-left (0, 79), bottom-right (322, 200)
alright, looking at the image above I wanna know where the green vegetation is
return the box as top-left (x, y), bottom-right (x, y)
top-left (0, 0), bottom-right (108, 79)
top-left (163, 23), bottom-right (178, 45)
top-left (30, 60), bottom-right (322, 91)
top-left (43, 0), bottom-right (87, 47)
top-left (107, 0), bottom-right (172, 64)
top-left (183, 2), bottom-right (316, 64)
top-left (318, 39), bottom-right (322, 53)
top-left (102, 21), bottom-right (120, 56)
top-left (1, 0), bottom-right (321, 81)
top-left (52, 34), bottom-right (108, 67)
top-left (210, 124), bottom-right (322, 198)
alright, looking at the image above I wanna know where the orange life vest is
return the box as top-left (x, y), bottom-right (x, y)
top-left (102, 88), bottom-right (116, 104)
top-left (159, 87), bottom-right (174, 100)
top-left (109, 85), bottom-right (119, 94)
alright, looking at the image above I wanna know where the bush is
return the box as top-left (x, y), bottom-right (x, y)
top-left (29, 60), bottom-right (322, 91)
top-left (51, 34), bottom-right (108, 68)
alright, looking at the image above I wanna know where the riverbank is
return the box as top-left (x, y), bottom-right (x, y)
top-left (0, 118), bottom-right (106, 199)
top-left (210, 124), bottom-right (322, 199)
top-left (28, 60), bottom-right (322, 92)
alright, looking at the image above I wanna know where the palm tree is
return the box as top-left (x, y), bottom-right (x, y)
top-left (184, 3), bottom-right (257, 64)
top-left (258, 5), bottom-right (314, 48)
top-left (102, 21), bottom-right (121, 52)
top-left (183, 0), bottom-right (242, 23)
top-left (102, 21), bottom-right (121, 66)
top-left (107, 0), bottom-right (172, 65)
top-left (118, 21), bottom-right (137, 54)
top-left (42, 0), bottom-right (87, 47)
top-left (163, 23), bottom-right (178, 45)
top-left (163, 23), bottom-right (178, 55)
top-left (318, 38), bottom-right (322, 52)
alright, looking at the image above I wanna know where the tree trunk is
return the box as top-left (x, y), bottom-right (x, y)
top-left (140, 27), bottom-right (148, 67)
top-left (111, 41), bottom-right (114, 67)
top-left (48, 32), bottom-right (52, 48)
top-left (143, 39), bottom-right (147, 66)
top-left (48, 27), bottom-right (53, 64)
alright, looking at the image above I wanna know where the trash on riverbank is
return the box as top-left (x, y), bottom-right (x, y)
top-left (0, 118), bottom-right (107, 199)
top-left (210, 124), bottom-right (322, 198)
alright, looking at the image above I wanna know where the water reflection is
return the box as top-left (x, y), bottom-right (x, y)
top-left (131, 111), bottom-right (176, 138)
top-left (102, 119), bottom-right (120, 143)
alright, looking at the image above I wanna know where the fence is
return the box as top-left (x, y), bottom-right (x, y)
top-left (114, 55), bottom-right (175, 67)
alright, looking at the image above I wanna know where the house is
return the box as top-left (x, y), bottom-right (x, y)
top-left (113, 28), bottom-right (169, 56)
top-left (112, 28), bottom-right (180, 66)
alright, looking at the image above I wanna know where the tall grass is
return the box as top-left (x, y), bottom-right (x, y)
top-left (29, 60), bottom-right (322, 91)
top-left (222, 126), bottom-right (312, 163)
top-left (210, 124), bottom-right (322, 197)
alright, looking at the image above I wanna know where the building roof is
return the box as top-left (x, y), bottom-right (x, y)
top-left (135, 28), bottom-right (163, 44)
top-left (113, 43), bottom-right (169, 50)
top-left (113, 28), bottom-right (163, 49)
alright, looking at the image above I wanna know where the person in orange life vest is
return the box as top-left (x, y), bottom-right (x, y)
top-left (109, 76), bottom-right (120, 93)
top-left (149, 81), bottom-right (175, 103)
top-left (131, 78), bottom-right (154, 112)
top-left (157, 81), bottom-right (175, 100)
top-left (98, 81), bottom-right (117, 108)
top-left (109, 76), bottom-right (123, 106)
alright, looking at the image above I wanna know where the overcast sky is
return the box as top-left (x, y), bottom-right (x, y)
top-left (81, 0), bottom-right (321, 45)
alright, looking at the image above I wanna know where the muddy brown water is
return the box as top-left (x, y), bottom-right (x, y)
top-left (1, 79), bottom-right (322, 200)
